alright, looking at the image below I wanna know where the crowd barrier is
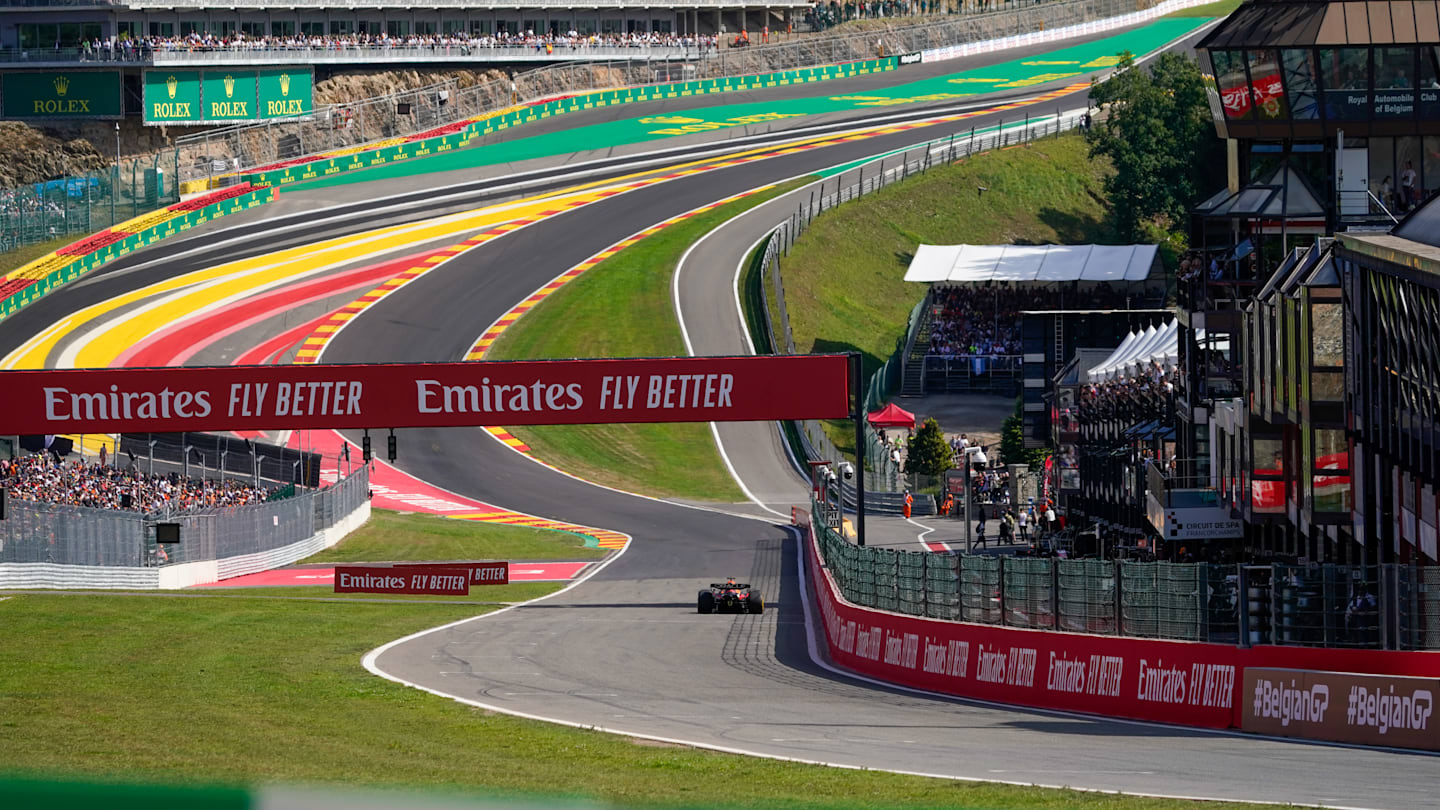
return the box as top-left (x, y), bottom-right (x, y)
top-left (0, 183), bottom-right (276, 326)
top-left (0, 465), bottom-right (370, 590)
top-left (800, 506), bottom-right (1440, 743)
top-left (242, 58), bottom-right (894, 189)
top-left (922, 0), bottom-right (1214, 63)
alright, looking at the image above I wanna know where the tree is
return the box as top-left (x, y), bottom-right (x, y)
top-left (1086, 51), bottom-right (1224, 244)
top-left (904, 417), bottom-right (953, 478)
top-left (1000, 402), bottom-right (1051, 470)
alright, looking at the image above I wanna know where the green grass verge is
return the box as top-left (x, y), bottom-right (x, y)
top-left (1166, 0), bottom-right (1242, 17)
top-left (485, 179), bottom-right (810, 502)
top-left (777, 133), bottom-right (1113, 456)
top-left (0, 234), bottom-right (78, 274)
top-left (0, 591), bottom-right (1274, 809)
top-left (302, 509), bottom-right (605, 564)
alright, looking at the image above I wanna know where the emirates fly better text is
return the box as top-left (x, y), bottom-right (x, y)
top-left (41, 373), bottom-right (735, 423)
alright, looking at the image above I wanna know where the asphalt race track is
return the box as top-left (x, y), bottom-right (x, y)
top-left (7, 20), bottom-right (1438, 809)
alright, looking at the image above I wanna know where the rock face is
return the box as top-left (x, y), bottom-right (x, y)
top-left (0, 122), bottom-right (112, 187)
top-left (314, 68), bottom-right (508, 105)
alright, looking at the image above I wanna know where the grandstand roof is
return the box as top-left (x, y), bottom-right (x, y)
top-left (903, 244), bottom-right (1161, 284)
top-left (1087, 320), bottom-right (1178, 382)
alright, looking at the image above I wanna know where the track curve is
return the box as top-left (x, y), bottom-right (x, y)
top-left (6, 21), bottom-right (1433, 808)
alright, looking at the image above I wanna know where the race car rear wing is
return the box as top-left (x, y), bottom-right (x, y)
top-left (710, 582), bottom-right (751, 590)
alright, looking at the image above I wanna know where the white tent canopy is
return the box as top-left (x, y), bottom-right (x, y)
top-left (1087, 321), bottom-right (1178, 382)
top-left (904, 244), bottom-right (1160, 284)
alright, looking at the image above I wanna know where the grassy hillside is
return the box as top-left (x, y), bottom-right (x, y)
top-left (781, 132), bottom-right (1114, 381)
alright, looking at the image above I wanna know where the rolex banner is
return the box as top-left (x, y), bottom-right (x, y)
top-left (201, 70), bottom-right (258, 121)
top-left (259, 68), bottom-right (311, 118)
top-left (3, 71), bottom-right (122, 119)
top-left (144, 68), bottom-right (312, 125)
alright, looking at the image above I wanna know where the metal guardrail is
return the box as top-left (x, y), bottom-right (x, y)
top-left (812, 498), bottom-right (1440, 650)
top-left (756, 111), bottom-right (1091, 491)
top-left (0, 464), bottom-right (369, 568)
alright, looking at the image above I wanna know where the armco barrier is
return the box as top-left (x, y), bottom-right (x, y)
top-left (244, 58), bottom-right (896, 189)
top-left (801, 510), bottom-right (1440, 732)
top-left (0, 184), bottom-right (275, 326)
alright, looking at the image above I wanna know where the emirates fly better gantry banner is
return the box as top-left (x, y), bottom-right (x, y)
top-left (0, 355), bottom-right (851, 434)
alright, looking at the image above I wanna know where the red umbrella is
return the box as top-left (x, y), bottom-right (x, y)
top-left (866, 402), bottom-right (916, 429)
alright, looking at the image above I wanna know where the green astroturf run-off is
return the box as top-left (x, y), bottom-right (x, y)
top-left (296, 17), bottom-right (1210, 190)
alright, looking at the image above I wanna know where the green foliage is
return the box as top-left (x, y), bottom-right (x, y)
top-left (1086, 51), bottom-right (1223, 245)
top-left (1000, 402), bottom-right (1052, 470)
top-left (904, 417), bottom-right (953, 477)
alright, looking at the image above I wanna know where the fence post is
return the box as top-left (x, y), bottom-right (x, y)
top-left (1050, 557), bottom-right (1060, 630)
top-left (1236, 563), bottom-right (1251, 648)
top-left (1114, 558), bottom-right (1125, 636)
top-left (1197, 562), bottom-right (1208, 642)
top-left (997, 555), bottom-right (1007, 626)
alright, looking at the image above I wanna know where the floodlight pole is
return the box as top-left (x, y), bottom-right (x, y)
top-left (850, 352), bottom-right (866, 547)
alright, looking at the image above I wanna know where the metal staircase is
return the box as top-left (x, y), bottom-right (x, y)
top-left (900, 299), bottom-right (934, 398)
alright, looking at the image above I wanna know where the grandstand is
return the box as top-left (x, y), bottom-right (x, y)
top-left (0, 1), bottom-right (806, 54)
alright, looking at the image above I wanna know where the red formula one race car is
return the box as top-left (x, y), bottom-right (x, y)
top-left (698, 578), bottom-right (764, 614)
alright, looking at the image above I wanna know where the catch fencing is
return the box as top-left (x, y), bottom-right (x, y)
top-left (0, 464), bottom-right (368, 570)
top-left (755, 110), bottom-right (1092, 491)
top-left (0, 153), bottom-right (180, 254)
top-left (173, 0), bottom-right (1146, 184)
top-left (812, 502), bottom-right (1440, 650)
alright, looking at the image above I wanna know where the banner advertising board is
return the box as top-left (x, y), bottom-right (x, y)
top-left (2, 71), bottom-right (122, 119)
top-left (1146, 495), bottom-right (1245, 540)
top-left (396, 561), bottom-right (510, 585)
top-left (201, 70), bottom-right (258, 121)
top-left (144, 70), bottom-right (201, 123)
top-left (334, 564), bottom-right (470, 596)
top-left (144, 68), bottom-right (312, 124)
top-left (259, 68), bottom-right (312, 118)
top-left (805, 518), bottom-right (1240, 728)
top-left (0, 355), bottom-right (852, 434)
top-left (1244, 667), bottom-right (1440, 750)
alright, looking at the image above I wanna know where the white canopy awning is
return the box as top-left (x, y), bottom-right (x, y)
top-left (905, 243), bottom-right (1160, 284)
top-left (1087, 321), bottom-right (1178, 382)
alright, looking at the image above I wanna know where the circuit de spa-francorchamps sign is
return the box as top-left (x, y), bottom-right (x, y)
top-left (2, 71), bottom-right (123, 119)
top-left (143, 68), bottom-right (312, 125)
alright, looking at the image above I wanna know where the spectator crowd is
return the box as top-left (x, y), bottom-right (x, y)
top-left (927, 283), bottom-right (1139, 362)
top-left (1, 452), bottom-right (275, 513)
top-left (62, 30), bottom-right (718, 61)
top-left (806, 0), bottom-right (1022, 31)
top-left (1078, 359), bottom-right (1178, 421)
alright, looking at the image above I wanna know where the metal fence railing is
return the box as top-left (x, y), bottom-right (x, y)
top-left (811, 500), bottom-right (1440, 650)
top-left (0, 152), bottom-right (181, 254)
top-left (0, 464), bottom-right (369, 568)
top-left (172, 0), bottom-right (1144, 185)
top-left (755, 110), bottom-right (1093, 491)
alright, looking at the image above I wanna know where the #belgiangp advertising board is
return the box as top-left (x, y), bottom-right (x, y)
top-left (1244, 667), bottom-right (1440, 750)
top-left (144, 67), bottom-right (312, 124)
top-left (0, 355), bottom-right (852, 434)
top-left (2, 71), bottom-right (122, 119)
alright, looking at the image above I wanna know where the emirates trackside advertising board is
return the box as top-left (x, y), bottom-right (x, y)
top-left (803, 518), bottom-right (1440, 730)
top-left (804, 528), bottom-right (1240, 728)
top-left (0, 355), bottom-right (851, 434)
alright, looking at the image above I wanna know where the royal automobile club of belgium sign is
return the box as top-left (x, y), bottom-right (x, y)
top-left (2, 71), bottom-right (123, 119)
top-left (144, 67), bottom-right (312, 125)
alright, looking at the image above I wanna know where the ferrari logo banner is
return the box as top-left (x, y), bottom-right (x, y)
top-left (0, 355), bottom-right (851, 434)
